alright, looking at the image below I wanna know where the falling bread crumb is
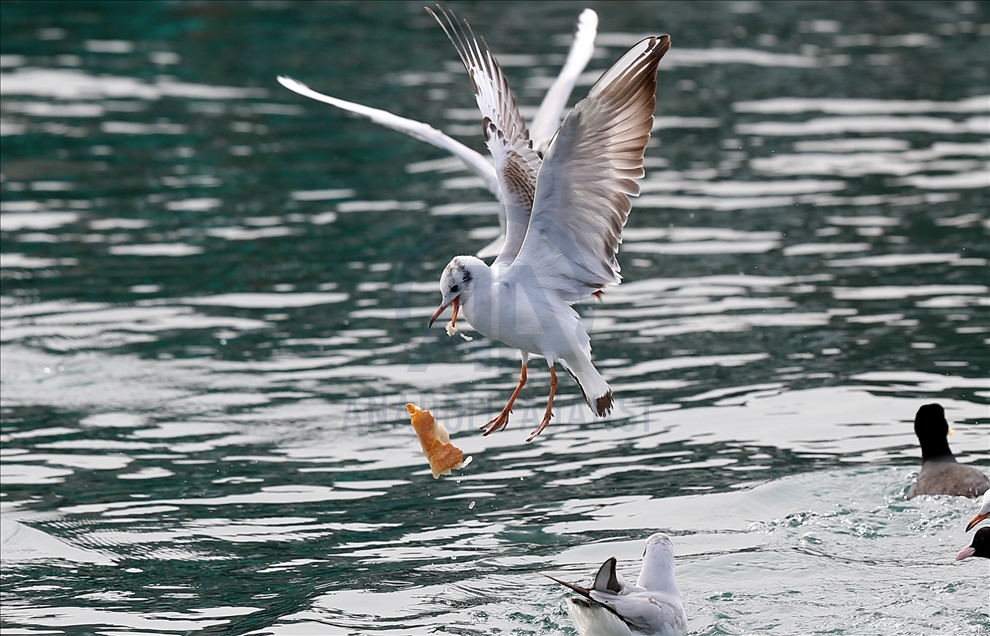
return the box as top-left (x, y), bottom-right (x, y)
top-left (407, 403), bottom-right (472, 478)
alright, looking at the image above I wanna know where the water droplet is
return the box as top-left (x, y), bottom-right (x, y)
top-left (800, 532), bottom-right (822, 545)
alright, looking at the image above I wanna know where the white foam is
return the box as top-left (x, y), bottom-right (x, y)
top-left (0, 212), bottom-right (79, 231)
top-left (735, 95), bottom-right (989, 114)
top-left (738, 115), bottom-right (989, 136)
top-left (0, 68), bottom-right (266, 101)
top-left (832, 285), bottom-right (988, 300)
top-left (182, 293), bottom-right (349, 308)
top-left (109, 244), bottom-right (204, 257)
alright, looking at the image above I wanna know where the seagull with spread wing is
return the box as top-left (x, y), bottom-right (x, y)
top-left (277, 8), bottom-right (598, 259)
top-left (425, 6), bottom-right (670, 440)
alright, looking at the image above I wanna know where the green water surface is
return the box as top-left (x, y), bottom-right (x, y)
top-left (1, 1), bottom-right (988, 634)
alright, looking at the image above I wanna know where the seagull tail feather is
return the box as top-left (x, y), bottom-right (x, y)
top-left (562, 356), bottom-right (613, 418)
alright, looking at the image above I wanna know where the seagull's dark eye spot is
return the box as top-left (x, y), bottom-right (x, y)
top-left (450, 284), bottom-right (460, 293)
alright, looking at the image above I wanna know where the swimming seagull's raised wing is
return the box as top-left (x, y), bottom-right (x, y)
top-left (506, 35), bottom-right (670, 302)
top-left (529, 8), bottom-right (599, 155)
top-left (277, 75), bottom-right (500, 199)
top-left (544, 556), bottom-right (625, 598)
top-left (545, 557), bottom-right (642, 635)
top-left (428, 5), bottom-right (542, 268)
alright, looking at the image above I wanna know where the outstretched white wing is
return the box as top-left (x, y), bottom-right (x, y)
top-left (277, 75), bottom-right (500, 198)
top-left (529, 8), bottom-right (599, 155)
top-left (279, 9), bottom-right (600, 264)
top-left (506, 35), bottom-right (670, 302)
top-left (429, 6), bottom-right (542, 268)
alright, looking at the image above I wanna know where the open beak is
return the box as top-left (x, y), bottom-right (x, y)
top-left (966, 512), bottom-right (989, 532)
top-left (429, 296), bottom-right (459, 328)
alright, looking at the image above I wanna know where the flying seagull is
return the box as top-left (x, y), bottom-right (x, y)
top-left (426, 6), bottom-right (670, 439)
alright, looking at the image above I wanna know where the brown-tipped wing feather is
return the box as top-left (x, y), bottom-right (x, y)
top-left (428, 5), bottom-right (541, 267)
top-left (507, 35), bottom-right (670, 302)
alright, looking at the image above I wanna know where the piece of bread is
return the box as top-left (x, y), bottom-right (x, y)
top-left (407, 403), bottom-right (470, 478)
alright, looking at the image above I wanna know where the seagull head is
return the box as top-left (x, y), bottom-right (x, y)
top-left (642, 533), bottom-right (675, 563)
top-left (636, 533), bottom-right (681, 595)
top-left (430, 256), bottom-right (481, 328)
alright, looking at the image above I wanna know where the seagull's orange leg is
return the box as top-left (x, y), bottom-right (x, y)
top-left (481, 362), bottom-right (527, 436)
top-left (527, 366), bottom-right (558, 442)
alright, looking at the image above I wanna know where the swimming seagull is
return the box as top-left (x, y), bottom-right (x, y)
top-left (955, 527), bottom-right (990, 561)
top-left (426, 6), bottom-right (670, 440)
top-left (965, 490), bottom-right (990, 532)
top-left (906, 403), bottom-right (990, 499)
top-left (545, 533), bottom-right (688, 636)
top-left (277, 8), bottom-right (598, 259)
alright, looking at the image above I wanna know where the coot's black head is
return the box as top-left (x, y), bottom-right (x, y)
top-left (956, 527), bottom-right (990, 561)
top-left (913, 403), bottom-right (953, 461)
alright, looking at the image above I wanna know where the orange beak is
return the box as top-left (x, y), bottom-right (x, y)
top-left (966, 512), bottom-right (989, 532)
top-left (429, 295), bottom-right (459, 328)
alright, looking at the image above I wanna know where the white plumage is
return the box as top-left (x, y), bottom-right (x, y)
top-left (546, 533), bottom-right (688, 636)
top-left (427, 6), bottom-right (670, 440)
